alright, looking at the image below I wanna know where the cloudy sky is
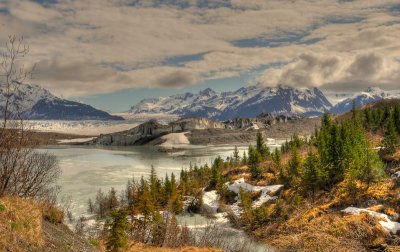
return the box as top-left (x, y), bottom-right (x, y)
top-left (1, 0), bottom-right (400, 112)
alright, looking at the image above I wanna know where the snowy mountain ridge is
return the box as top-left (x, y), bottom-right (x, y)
top-left (0, 83), bottom-right (123, 121)
top-left (330, 87), bottom-right (391, 114)
top-left (129, 84), bottom-right (333, 120)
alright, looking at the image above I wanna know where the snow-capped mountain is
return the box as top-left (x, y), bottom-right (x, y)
top-left (330, 87), bottom-right (388, 114)
top-left (0, 83), bottom-right (123, 120)
top-left (129, 85), bottom-right (333, 120)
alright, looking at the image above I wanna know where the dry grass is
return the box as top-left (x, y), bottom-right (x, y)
top-left (258, 208), bottom-right (389, 251)
top-left (128, 243), bottom-right (221, 252)
top-left (248, 177), bottom-right (400, 252)
top-left (0, 196), bottom-right (44, 251)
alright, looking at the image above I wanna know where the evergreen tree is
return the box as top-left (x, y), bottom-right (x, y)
top-left (301, 150), bottom-right (325, 197)
top-left (106, 209), bottom-right (129, 252)
top-left (248, 145), bottom-right (263, 179)
top-left (242, 151), bottom-right (248, 165)
top-left (138, 179), bottom-right (155, 217)
top-left (256, 131), bottom-right (270, 159)
top-left (287, 147), bottom-right (302, 186)
top-left (233, 145), bottom-right (240, 165)
top-left (394, 105), bottom-right (400, 134)
top-left (208, 156), bottom-right (223, 190)
top-left (108, 187), bottom-right (119, 211)
top-left (383, 114), bottom-right (399, 154)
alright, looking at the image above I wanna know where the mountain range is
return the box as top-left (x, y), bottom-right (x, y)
top-left (2, 82), bottom-right (398, 121)
top-left (0, 83), bottom-right (123, 121)
top-left (129, 85), bottom-right (400, 120)
top-left (129, 85), bottom-right (333, 120)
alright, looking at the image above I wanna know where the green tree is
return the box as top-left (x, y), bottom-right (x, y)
top-left (233, 145), bottom-right (240, 165)
top-left (287, 147), bottom-right (302, 186)
top-left (248, 145), bottom-right (263, 179)
top-left (106, 209), bottom-right (129, 252)
top-left (256, 131), bottom-right (270, 159)
top-left (208, 156), bottom-right (223, 190)
top-left (383, 114), bottom-right (399, 154)
top-left (301, 150), bottom-right (325, 197)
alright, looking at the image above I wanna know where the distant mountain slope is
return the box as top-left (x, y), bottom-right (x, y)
top-left (0, 83), bottom-right (123, 121)
top-left (129, 85), bottom-right (332, 120)
top-left (330, 87), bottom-right (388, 114)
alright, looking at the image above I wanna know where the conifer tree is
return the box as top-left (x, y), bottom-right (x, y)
top-left (383, 114), bottom-right (399, 154)
top-left (301, 150), bottom-right (324, 197)
top-left (108, 187), bottom-right (119, 211)
top-left (106, 209), bottom-right (129, 252)
top-left (208, 156), bottom-right (223, 190)
top-left (287, 147), bottom-right (301, 186)
top-left (242, 152), bottom-right (248, 165)
top-left (256, 131), bottom-right (270, 159)
top-left (394, 105), bottom-right (400, 134)
top-left (248, 145), bottom-right (262, 179)
top-left (233, 145), bottom-right (240, 165)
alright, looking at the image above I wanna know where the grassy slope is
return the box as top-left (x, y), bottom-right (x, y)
top-left (219, 101), bottom-right (400, 251)
top-left (0, 196), bottom-right (96, 252)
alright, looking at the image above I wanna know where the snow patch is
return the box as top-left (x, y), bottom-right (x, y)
top-left (202, 190), bottom-right (219, 214)
top-left (342, 207), bottom-right (400, 234)
top-left (226, 178), bottom-right (283, 208)
top-left (57, 137), bottom-right (95, 143)
top-left (159, 132), bottom-right (190, 148)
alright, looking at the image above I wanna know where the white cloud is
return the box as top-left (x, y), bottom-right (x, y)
top-left (0, 0), bottom-right (399, 96)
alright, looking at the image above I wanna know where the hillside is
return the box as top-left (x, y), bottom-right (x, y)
top-left (0, 83), bottom-right (124, 121)
top-left (0, 197), bottom-right (96, 252)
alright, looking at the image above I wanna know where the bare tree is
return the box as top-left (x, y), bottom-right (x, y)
top-left (0, 35), bottom-right (60, 199)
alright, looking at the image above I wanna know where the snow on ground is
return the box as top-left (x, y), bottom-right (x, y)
top-left (159, 132), bottom-right (190, 148)
top-left (392, 171), bottom-right (400, 179)
top-left (202, 190), bottom-right (220, 214)
top-left (342, 207), bottom-right (400, 234)
top-left (57, 137), bottom-right (95, 144)
top-left (226, 178), bottom-right (284, 211)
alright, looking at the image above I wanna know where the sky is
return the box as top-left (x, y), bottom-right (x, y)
top-left (1, 0), bottom-right (400, 112)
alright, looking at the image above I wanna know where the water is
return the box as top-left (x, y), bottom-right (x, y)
top-left (40, 143), bottom-right (280, 252)
top-left (40, 145), bottom-right (250, 218)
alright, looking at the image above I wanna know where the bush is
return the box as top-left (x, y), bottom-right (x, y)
top-left (41, 204), bottom-right (64, 224)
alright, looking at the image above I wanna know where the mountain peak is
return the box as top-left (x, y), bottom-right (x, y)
top-left (199, 88), bottom-right (216, 96)
top-left (129, 84), bottom-right (332, 119)
top-left (364, 86), bottom-right (385, 95)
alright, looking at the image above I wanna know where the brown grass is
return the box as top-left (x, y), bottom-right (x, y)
top-left (128, 243), bottom-right (221, 252)
top-left (0, 196), bottom-right (44, 251)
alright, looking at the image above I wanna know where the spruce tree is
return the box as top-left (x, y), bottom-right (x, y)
top-left (108, 187), bottom-right (119, 211)
top-left (287, 147), bottom-right (301, 186)
top-left (106, 209), bottom-right (129, 252)
top-left (248, 145), bottom-right (263, 179)
top-left (256, 131), bottom-right (270, 159)
top-left (383, 115), bottom-right (399, 154)
top-left (208, 156), bottom-right (223, 190)
top-left (301, 150), bottom-right (324, 197)
top-left (233, 145), bottom-right (240, 165)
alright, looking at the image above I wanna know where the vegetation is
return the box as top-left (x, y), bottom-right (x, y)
top-left (0, 36), bottom-right (61, 199)
top-left (85, 102), bottom-right (400, 251)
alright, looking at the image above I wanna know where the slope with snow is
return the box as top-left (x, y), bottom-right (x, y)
top-left (342, 207), bottom-right (400, 234)
top-left (0, 83), bottom-right (123, 121)
top-left (330, 87), bottom-right (388, 114)
top-left (129, 85), bottom-right (332, 120)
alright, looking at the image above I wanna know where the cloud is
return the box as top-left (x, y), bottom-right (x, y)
top-left (258, 52), bottom-right (400, 92)
top-left (0, 0), bottom-right (400, 97)
top-left (155, 70), bottom-right (199, 88)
